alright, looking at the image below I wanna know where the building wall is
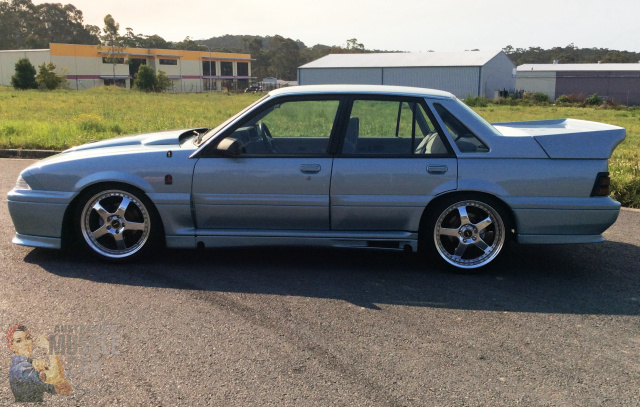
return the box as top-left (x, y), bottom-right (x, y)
top-left (0, 49), bottom-right (51, 86)
top-left (0, 44), bottom-right (252, 92)
top-left (480, 52), bottom-right (516, 98)
top-left (383, 67), bottom-right (479, 98)
top-left (555, 71), bottom-right (640, 105)
top-left (516, 71), bottom-right (557, 100)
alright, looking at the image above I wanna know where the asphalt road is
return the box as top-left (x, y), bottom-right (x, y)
top-left (0, 158), bottom-right (638, 406)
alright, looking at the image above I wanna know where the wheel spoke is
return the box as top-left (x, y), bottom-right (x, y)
top-left (439, 227), bottom-right (459, 238)
top-left (452, 242), bottom-right (468, 259)
top-left (126, 221), bottom-right (146, 231)
top-left (457, 206), bottom-right (470, 225)
top-left (475, 216), bottom-right (493, 233)
top-left (113, 233), bottom-right (127, 250)
top-left (115, 197), bottom-right (132, 217)
top-left (91, 224), bottom-right (110, 239)
top-left (473, 238), bottom-right (490, 254)
top-left (92, 202), bottom-right (111, 222)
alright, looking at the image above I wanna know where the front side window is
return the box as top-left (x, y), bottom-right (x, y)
top-left (225, 99), bottom-right (340, 155)
top-left (342, 99), bottom-right (449, 155)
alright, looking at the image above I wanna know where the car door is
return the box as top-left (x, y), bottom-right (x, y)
top-left (192, 97), bottom-right (342, 231)
top-left (330, 97), bottom-right (457, 231)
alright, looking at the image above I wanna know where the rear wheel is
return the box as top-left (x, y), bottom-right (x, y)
top-left (75, 186), bottom-right (159, 261)
top-left (423, 196), bottom-right (507, 270)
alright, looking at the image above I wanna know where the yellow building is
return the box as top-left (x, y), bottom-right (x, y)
top-left (0, 43), bottom-right (253, 92)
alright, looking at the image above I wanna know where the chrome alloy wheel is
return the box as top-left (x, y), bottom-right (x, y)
top-left (433, 200), bottom-right (505, 269)
top-left (80, 190), bottom-right (151, 259)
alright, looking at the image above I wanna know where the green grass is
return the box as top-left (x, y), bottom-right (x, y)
top-left (0, 86), bottom-right (638, 207)
top-left (0, 86), bottom-right (262, 150)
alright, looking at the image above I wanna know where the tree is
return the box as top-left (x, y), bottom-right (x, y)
top-left (134, 65), bottom-right (172, 93)
top-left (0, 0), bottom-right (38, 49)
top-left (100, 14), bottom-right (124, 83)
top-left (175, 36), bottom-right (204, 51)
top-left (133, 64), bottom-right (157, 92)
top-left (122, 27), bottom-right (171, 49)
top-left (0, 0), bottom-right (99, 49)
top-left (346, 38), bottom-right (365, 52)
top-left (10, 57), bottom-right (36, 89)
top-left (35, 61), bottom-right (65, 90)
top-left (269, 35), bottom-right (300, 80)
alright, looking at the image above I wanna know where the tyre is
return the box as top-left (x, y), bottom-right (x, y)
top-left (422, 196), bottom-right (508, 270)
top-left (75, 186), bottom-right (160, 261)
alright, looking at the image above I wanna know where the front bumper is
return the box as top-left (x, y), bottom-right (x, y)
top-left (7, 189), bottom-right (74, 246)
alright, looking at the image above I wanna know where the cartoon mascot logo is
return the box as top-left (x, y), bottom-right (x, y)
top-left (6, 323), bottom-right (72, 402)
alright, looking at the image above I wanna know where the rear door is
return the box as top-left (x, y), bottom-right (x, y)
top-left (330, 97), bottom-right (457, 231)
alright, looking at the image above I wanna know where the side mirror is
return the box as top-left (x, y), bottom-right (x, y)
top-left (216, 137), bottom-right (245, 157)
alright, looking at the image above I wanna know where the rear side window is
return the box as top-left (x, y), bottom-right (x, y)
top-left (342, 99), bottom-right (450, 156)
top-left (433, 103), bottom-right (489, 153)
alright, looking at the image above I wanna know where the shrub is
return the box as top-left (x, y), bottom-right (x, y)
top-left (585, 93), bottom-right (603, 106)
top-left (10, 58), bottom-right (37, 90)
top-left (134, 65), bottom-right (158, 92)
top-left (464, 94), bottom-right (488, 107)
top-left (156, 70), bottom-right (172, 93)
top-left (36, 62), bottom-right (66, 90)
top-left (523, 92), bottom-right (550, 104)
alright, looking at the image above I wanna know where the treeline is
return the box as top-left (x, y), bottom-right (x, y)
top-left (504, 44), bottom-right (640, 65)
top-left (0, 0), bottom-right (99, 49)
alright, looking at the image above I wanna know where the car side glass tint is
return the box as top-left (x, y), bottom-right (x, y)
top-left (229, 100), bottom-right (340, 155)
top-left (433, 103), bottom-right (489, 153)
top-left (343, 99), bottom-right (447, 155)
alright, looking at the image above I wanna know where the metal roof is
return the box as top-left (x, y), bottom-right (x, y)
top-left (518, 63), bottom-right (640, 72)
top-left (299, 51), bottom-right (505, 69)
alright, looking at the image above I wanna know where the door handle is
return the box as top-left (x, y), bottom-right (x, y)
top-left (427, 165), bottom-right (448, 174)
top-left (300, 164), bottom-right (321, 174)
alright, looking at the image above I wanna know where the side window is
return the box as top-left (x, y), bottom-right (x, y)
top-left (433, 103), bottom-right (489, 153)
top-left (342, 99), bottom-right (449, 155)
top-left (227, 100), bottom-right (340, 155)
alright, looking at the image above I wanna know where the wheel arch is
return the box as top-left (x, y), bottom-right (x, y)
top-left (60, 181), bottom-right (165, 250)
top-left (418, 190), bottom-right (516, 243)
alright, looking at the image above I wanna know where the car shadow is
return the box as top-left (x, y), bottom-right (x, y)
top-left (23, 240), bottom-right (640, 316)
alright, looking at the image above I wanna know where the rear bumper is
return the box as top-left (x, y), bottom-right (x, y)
top-left (509, 196), bottom-right (620, 244)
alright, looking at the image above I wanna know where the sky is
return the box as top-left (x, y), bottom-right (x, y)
top-left (32, 0), bottom-right (640, 53)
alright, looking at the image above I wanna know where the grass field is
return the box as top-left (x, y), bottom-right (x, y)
top-left (1, 86), bottom-right (638, 207)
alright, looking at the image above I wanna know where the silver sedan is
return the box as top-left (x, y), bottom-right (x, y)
top-left (8, 85), bottom-right (625, 270)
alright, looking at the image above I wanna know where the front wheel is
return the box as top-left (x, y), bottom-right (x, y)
top-left (75, 187), bottom-right (159, 261)
top-left (423, 196), bottom-right (508, 270)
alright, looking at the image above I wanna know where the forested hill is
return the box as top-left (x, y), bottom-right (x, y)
top-left (504, 44), bottom-right (640, 65)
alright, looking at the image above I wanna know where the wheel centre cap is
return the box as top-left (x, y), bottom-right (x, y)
top-left (459, 225), bottom-right (477, 240)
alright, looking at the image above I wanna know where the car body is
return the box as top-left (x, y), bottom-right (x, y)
top-left (7, 85), bottom-right (625, 269)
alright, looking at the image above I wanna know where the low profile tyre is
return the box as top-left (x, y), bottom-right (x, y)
top-left (75, 186), bottom-right (160, 261)
top-left (423, 196), bottom-right (508, 270)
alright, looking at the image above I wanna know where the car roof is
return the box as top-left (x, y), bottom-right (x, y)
top-left (268, 85), bottom-right (455, 100)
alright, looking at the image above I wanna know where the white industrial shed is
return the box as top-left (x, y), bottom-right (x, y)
top-left (297, 51), bottom-right (516, 98)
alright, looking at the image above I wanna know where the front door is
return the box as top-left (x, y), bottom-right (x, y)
top-left (192, 98), bottom-right (342, 231)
